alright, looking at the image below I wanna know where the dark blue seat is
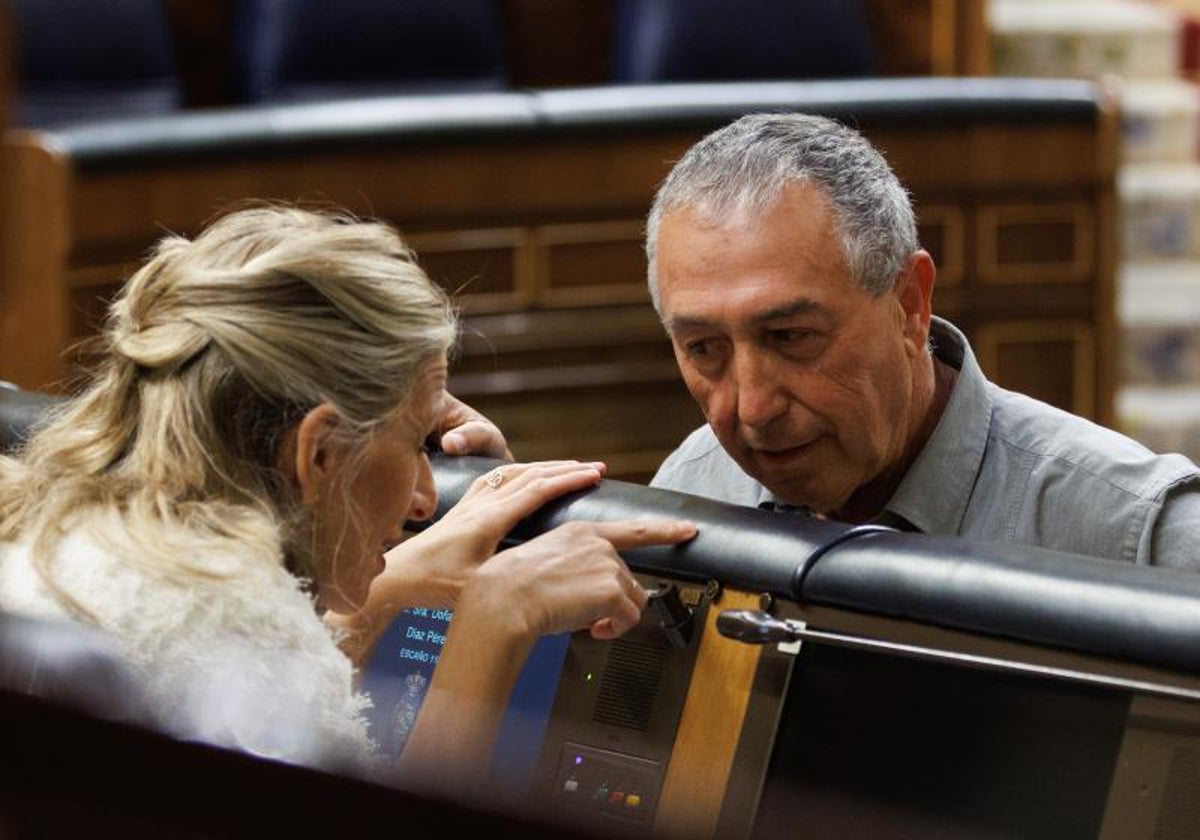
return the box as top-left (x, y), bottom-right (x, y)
top-left (230, 0), bottom-right (507, 104)
top-left (611, 0), bottom-right (875, 84)
top-left (0, 383), bottom-right (59, 453)
top-left (0, 611), bottom-right (155, 728)
top-left (11, 0), bottom-right (182, 127)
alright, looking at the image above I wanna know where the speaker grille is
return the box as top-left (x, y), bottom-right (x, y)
top-left (593, 636), bottom-right (667, 731)
top-left (1154, 745), bottom-right (1200, 840)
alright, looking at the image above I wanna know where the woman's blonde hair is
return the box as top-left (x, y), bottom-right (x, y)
top-left (0, 205), bottom-right (457, 612)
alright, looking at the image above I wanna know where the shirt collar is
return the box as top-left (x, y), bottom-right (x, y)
top-left (878, 317), bottom-right (993, 535)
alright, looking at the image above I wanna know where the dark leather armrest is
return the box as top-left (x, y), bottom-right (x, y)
top-left (425, 454), bottom-right (1200, 675)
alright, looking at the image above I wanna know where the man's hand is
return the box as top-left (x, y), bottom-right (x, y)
top-left (437, 392), bottom-right (513, 460)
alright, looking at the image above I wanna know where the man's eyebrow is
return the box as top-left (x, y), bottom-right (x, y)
top-left (663, 299), bottom-right (825, 333)
top-left (754, 299), bottom-right (823, 322)
top-left (662, 314), bottom-right (713, 333)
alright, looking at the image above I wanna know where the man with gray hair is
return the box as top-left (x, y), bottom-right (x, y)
top-left (648, 113), bottom-right (1200, 568)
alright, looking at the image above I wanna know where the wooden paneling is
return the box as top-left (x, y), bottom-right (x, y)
top-left (977, 203), bottom-right (1095, 284)
top-left (536, 220), bottom-right (648, 307)
top-left (1099, 696), bottom-right (1200, 840)
top-left (877, 124), bottom-right (1112, 191)
top-left (918, 204), bottom-right (965, 287)
top-left (66, 137), bottom-right (693, 248)
top-left (0, 95), bottom-right (1120, 471)
top-left (448, 302), bottom-right (697, 481)
top-left (654, 588), bottom-right (763, 840)
top-left (866, 0), bottom-right (990, 77)
top-left (975, 321), bottom-right (1098, 419)
top-left (451, 373), bottom-right (700, 484)
top-left (0, 138), bottom-right (72, 390)
top-left (408, 228), bottom-right (529, 312)
top-left (956, 0), bottom-right (992, 75)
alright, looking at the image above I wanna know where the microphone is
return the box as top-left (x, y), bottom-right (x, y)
top-left (715, 610), bottom-right (802, 645)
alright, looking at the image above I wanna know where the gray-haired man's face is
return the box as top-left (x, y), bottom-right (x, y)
top-left (655, 181), bottom-right (932, 515)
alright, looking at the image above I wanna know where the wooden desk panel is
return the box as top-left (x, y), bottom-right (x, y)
top-left (0, 106), bottom-right (1119, 477)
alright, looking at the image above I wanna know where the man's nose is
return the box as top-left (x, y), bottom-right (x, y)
top-left (731, 349), bottom-right (789, 430)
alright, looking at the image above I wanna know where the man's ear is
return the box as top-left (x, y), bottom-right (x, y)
top-left (895, 249), bottom-right (936, 356)
top-left (294, 403), bottom-right (344, 505)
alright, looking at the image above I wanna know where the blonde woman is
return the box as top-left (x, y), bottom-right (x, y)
top-left (0, 206), bottom-right (694, 795)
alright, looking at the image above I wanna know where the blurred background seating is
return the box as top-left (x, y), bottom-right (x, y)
top-left (0, 382), bottom-right (57, 452)
top-left (228, 0), bottom-right (507, 104)
top-left (0, 0), bottom-right (990, 127)
top-left (610, 0), bottom-right (875, 83)
top-left (0, 610), bottom-right (154, 728)
top-left (9, 0), bottom-right (181, 127)
top-left (1, 387), bottom-right (157, 738)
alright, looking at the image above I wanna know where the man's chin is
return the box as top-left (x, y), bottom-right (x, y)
top-left (740, 464), bottom-right (835, 513)
top-left (767, 486), bottom-right (833, 514)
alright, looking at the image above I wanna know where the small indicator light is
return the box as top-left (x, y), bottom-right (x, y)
top-left (574, 755), bottom-right (583, 766)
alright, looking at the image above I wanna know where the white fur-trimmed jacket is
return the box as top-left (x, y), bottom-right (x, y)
top-left (0, 511), bottom-right (376, 773)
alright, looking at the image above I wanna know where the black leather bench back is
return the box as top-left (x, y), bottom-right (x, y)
top-left (0, 385), bottom-right (60, 454)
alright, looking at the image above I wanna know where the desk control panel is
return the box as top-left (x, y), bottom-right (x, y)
top-left (551, 742), bottom-right (659, 824)
top-left (532, 577), bottom-right (710, 834)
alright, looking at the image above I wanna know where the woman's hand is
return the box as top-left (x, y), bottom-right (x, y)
top-left (464, 518), bottom-right (697, 641)
top-left (396, 516), bottom-right (695, 796)
top-left (331, 459), bottom-right (647, 666)
top-left (384, 460), bottom-right (612, 608)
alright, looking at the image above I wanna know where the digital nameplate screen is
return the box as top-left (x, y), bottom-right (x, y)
top-left (361, 607), bottom-right (570, 797)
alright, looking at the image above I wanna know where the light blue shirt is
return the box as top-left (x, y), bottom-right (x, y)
top-left (652, 318), bottom-right (1200, 570)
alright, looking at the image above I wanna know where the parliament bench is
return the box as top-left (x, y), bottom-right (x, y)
top-left (428, 454), bottom-right (1200, 840)
top-left (4, 389), bottom-right (1199, 838)
top-left (0, 77), bottom-right (1118, 481)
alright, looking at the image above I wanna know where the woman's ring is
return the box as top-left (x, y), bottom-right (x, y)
top-left (485, 468), bottom-right (505, 489)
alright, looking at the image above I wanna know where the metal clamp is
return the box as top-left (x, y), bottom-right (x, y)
top-left (648, 582), bottom-right (695, 650)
